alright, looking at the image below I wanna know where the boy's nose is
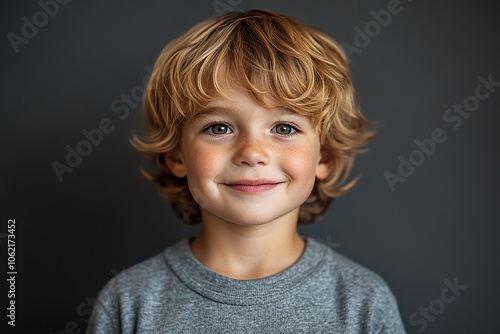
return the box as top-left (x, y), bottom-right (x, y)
top-left (233, 135), bottom-right (271, 167)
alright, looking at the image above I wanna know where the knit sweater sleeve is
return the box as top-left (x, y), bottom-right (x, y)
top-left (85, 278), bottom-right (122, 334)
top-left (371, 278), bottom-right (406, 333)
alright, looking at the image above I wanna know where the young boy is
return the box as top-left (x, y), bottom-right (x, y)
top-left (87, 9), bottom-right (405, 333)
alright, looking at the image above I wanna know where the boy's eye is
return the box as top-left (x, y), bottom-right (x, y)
top-left (206, 124), bottom-right (232, 135)
top-left (272, 124), bottom-right (297, 135)
top-left (204, 123), bottom-right (298, 136)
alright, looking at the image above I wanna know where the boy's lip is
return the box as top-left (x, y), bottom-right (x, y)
top-left (224, 179), bottom-right (281, 186)
top-left (222, 179), bottom-right (284, 193)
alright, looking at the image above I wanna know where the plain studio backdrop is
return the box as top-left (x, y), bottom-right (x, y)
top-left (1, 0), bottom-right (499, 333)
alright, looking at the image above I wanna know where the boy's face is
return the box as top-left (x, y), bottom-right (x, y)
top-left (166, 83), bottom-right (333, 227)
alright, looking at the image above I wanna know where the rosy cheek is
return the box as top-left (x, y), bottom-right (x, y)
top-left (281, 147), bottom-right (318, 181)
top-left (280, 150), bottom-right (311, 188)
top-left (185, 142), bottom-right (221, 180)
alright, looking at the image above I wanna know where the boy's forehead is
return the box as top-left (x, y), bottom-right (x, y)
top-left (195, 77), bottom-right (286, 115)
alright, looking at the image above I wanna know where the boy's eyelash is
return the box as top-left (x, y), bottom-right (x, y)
top-left (273, 121), bottom-right (301, 137)
top-left (202, 121), bottom-right (301, 137)
top-left (202, 120), bottom-right (231, 135)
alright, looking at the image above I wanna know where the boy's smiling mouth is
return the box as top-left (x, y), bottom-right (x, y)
top-left (222, 179), bottom-right (284, 194)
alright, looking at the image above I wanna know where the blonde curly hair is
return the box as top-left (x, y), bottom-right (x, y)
top-left (131, 9), bottom-right (374, 225)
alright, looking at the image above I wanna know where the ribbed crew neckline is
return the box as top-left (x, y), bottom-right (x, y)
top-left (163, 236), bottom-right (327, 306)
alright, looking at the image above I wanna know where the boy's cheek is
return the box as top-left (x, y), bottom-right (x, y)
top-left (184, 144), bottom-right (223, 178)
top-left (282, 146), bottom-right (319, 170)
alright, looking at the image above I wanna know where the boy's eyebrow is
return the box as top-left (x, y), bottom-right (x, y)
top-left (192, 106), bottom-right (300, 120)
top-left (191, 107), bottom-right (228, 120)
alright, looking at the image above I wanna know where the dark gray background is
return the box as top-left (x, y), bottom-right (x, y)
top-left (1, 0), bottom-right (499, 333)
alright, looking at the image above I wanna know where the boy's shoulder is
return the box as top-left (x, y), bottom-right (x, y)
top-left (94, 237), bottom-right (195, 306)
top-left (95, 250), bottom-right (171, 304)
top-left (307, 237), bottom-right (404, 331)
top-left (317, 237), bottom-right (392, 291)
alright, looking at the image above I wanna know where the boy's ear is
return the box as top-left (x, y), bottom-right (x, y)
top-left (164, 147), bottom-right (187, 178)
top-left (315, 146), bottom-right (335, 180)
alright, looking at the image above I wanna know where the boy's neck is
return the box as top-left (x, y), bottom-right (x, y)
top-left (189, 209), bottom-right (306, 280)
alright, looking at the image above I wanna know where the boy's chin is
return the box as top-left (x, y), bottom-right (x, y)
top-left (202, 207), bottom-right (299, 227)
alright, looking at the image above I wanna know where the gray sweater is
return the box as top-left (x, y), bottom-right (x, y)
top-left (86, 236), bottom-right (406, 333)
